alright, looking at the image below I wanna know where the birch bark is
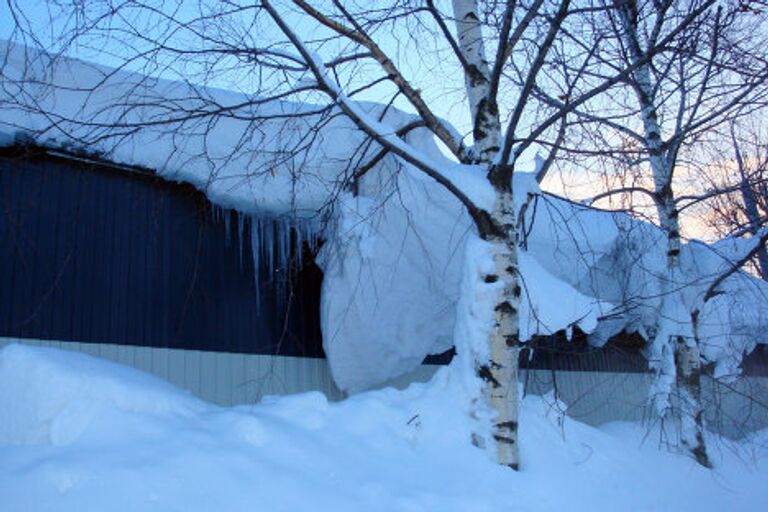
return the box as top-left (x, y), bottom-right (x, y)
top-left (616, 0), bottom-right (710, 467)
top-left (452, 0), bottom-right (521, 469)
top-left (452, 0), bottom-right (502, 162)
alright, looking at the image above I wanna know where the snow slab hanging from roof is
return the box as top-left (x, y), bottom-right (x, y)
top-left (319, 165), bottom-right (768, 391)
top-left (2, 40), bottom-right (767, 394)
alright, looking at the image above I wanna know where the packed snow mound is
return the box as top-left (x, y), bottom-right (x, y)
top-left (318, 176), bottom-right (470, 392)
top-left (1, 344), bottom-right (767, 512)
top-left (0, 344), bottom-right (204, 445)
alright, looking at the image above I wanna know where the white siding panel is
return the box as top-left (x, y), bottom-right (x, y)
top-left (1, 336), bottom-right (765, 437)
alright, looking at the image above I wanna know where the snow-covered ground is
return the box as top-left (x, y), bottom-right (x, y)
top-left (1, 344), bottom-right (766, 512)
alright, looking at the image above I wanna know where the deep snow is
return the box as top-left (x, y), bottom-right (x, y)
top-left (1, 343), bottom-right (767, 512)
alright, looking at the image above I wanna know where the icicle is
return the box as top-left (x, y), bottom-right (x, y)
top-left (279, 216), bottom-right (291, 274)
top-left (223, 209), bottom-right (231, 247)
top-left (250, 214), bottom-right (261, 308)
top-left (235, 212), bottom-right (322, 311)
top-left (237, 211), bottom-right (246, 269)
top-left (295, 220), bottom-right (303, 269)
top-left (264, 218), bottom-right (274, 275)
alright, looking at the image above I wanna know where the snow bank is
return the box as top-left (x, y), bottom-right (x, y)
top-left (1, 344), bottom-right (767, 512)
top-left (0, 344), bottom-right (204, 445)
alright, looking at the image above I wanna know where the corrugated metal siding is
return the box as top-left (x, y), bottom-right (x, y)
top-left (0, 153), bottom-right (323, 357)
top-left (1, 337), bottom-right (765, 436)
top-left (521, 368), bottom-right (768, 439)
top-left (0, 337), bottom-right (344, 403)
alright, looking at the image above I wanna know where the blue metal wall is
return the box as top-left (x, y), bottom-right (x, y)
top-left (0, 150), bottom-right (324, 357)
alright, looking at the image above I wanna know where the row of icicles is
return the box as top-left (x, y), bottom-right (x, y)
top-left (210, 206), bottom-right (322, 307)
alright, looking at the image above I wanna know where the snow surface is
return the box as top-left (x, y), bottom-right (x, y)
top-left (1, 344), bottom-right (767, 512)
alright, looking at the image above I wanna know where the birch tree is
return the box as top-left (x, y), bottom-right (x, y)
top-left (555, 0), bottom-right (768, 466)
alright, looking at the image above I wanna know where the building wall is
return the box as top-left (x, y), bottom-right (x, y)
top-left (3, 336), bottom-right (765, 438)
top-left (0, 336), bottom-right (344, 404)
top-left (2, 151), bottom-right (766, 436)
top-left (0, 151), bottom-right (323, 357)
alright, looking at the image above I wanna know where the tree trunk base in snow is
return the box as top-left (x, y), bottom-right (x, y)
top-left (482, 219), bottom-right (521, 470)
top-left (673, 337), bottom-right (711, 468)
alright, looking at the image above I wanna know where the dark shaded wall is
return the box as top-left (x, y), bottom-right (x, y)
top-left (424, 330), bottom-right (651, 373)
top-left (0, 151), bottom-right (323, 357)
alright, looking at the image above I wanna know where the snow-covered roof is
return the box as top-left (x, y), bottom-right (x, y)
top-left (0, 39), bottom-right (429, 218)
top-left (2, 40), bottom-right (767, 393)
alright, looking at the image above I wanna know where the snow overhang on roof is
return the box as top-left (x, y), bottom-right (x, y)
top-left (0, 39), bottom-right (435, 219)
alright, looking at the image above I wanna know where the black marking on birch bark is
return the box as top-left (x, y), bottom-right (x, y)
top-left (474, 98), bottom-right (499, 142)
top-left (487, 164), bottom-right (513, 192)
top-left (475, 210), bottom-right (505, 240)
top-left (678, 367), bottom-right (700, 388)
top-left (668, 248), bottom-right (680, 258)
top-left (669, 209), bottom-right (679, 219)
top-left (493, 434), bottom-right (516, 445)
top-left (691, 442), bottom-right (711, 468)
top-left (486, 100), bottom-right (498, 117)
top-left (484, 274), bottom-right (499, 283)
top-left (504, 335), bottom-right (518, 347)
top-left (467, 64), bottom-right (487, 88)
top-left (668, 229), bottom-right (680, 239)
top-left (505, 266), bottom-right (517, 275)
top-left (495, 301), bottom-right (516, 315)
top-left (496, 420), bottom-right (518, 430)
top-left (512, 285), bottom-right (521, 297)
top-left (478, 365), bottom-right (501, 388)
top-left (507, 462), bottom-right (520, 471)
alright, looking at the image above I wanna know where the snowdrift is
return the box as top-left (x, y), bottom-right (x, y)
top-left (1, 344), bottom-right (767, 512)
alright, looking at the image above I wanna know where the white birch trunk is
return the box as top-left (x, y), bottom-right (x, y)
top-left (449, 0), bottom-right (520, 469)
top-left (674, 335), bottom-right (711, 467)
top-left (618, 4), bottom-right (710, 467)
top-left (451, 0), bottom-right (501, 161)
top-left (639, 87), bottom-right (710, 469)
top-left (483, 190), bottom-right (521, 469)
